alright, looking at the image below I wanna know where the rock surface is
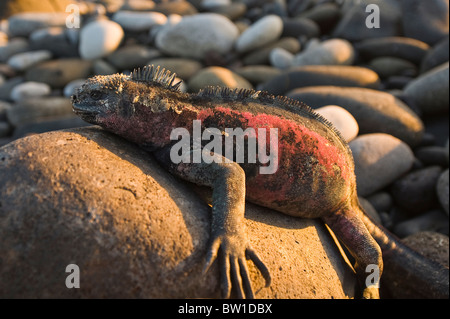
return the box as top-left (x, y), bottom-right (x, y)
top-left (0, 127), bottom-right (356, 299)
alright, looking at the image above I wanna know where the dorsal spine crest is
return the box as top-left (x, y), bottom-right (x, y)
top-left (130, 65), bottom-right (182, 92)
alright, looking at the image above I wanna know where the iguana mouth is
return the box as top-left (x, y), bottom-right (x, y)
top-left (72, 103), bottom-right (100, 122)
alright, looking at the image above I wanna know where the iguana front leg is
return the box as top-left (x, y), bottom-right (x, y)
top-left (153, 147), bottom-right (271, 298)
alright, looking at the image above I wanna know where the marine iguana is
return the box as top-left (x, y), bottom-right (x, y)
top-left (71, 65), bottom-right (449, 299)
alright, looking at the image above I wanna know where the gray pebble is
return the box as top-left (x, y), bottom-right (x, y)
top-left (349, 133), bottom-right (415, 197)
top-left (394, 210), bottom-right (449, 238)
top-left (155, 13), bottom-right (238, 59)
top-left (390, 166), bottom-right (443, 215)
top-left (7, 50), bottom-right (53, 71)
top-left (403, 62), bottom-right (449, 115)
top-left (437, 169), bottom-right (449, 215)
top-left (10, 81), bottom-right (51, 102)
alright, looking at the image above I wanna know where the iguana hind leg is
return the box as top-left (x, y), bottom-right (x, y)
top-left (322, 203), bottom-right (383, 299)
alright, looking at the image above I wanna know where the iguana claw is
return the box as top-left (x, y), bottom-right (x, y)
top-left (203, 233), bottom-right (271, 299)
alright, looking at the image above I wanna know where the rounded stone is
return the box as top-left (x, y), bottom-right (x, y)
top-left (0, 37), bottom-right (29, 62)
top-left (79, 19), bottom-right (125, 60)
top-left (293, 38), bottom-right (354, 66)
top-left (315, 105), bottom-right (359, 142)
top-left (105, 44), bottom-right (161, 70)
top-left (7, 50), bottom-right (53, 71)
top-left (421, 37), bottom-right (449, 73)
top-left (260, 65), bottom-right (380, 95)
top-left (269, 47), bottom-right (295, 69)
top-left (390, 166), bottom-right (443, 215)
top-left (355, 37), bottom-right (430, 65)
top-left (402, 232), bottom-right (449, 267)
top-left (234, 65), bottom-right (282, 85)
top-left (403, 62), bottom-right (449, 115)
top-left (242, 37), bottom-right (301, 65)
top-left (349, 133), bottom-right (415, 196)
top-left (437, 169), bottom-right (449, 215)
top-left (7, 12), bottom-right (68, 37)
top-left (287, 86), bottom-right (424, 147)
top-left (6, 97), bottom-right (73, 126)
top-left (0, 127), bottom-right (356, 298)
top-left (394, 211), bottom-right (449, 238)
top-left (155, 13), bottom-right (239, 60)
top-left (10, 81), bottom-right (51, 101)
top-left (187, 66), bottom-right (253, 92)
top-left (400, 0), bottom-right (449, 45)
top-left (235, 15), bottom-right (283, 53)
top-left (112, 10), bottom-right (167, 32)
top-left (25, 58), bottom-right (92, 89)
top-left (368, 57), bottom-right (417, 79)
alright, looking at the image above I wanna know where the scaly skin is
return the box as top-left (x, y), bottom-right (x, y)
top-left (72, 65), bottom-right (449, 299)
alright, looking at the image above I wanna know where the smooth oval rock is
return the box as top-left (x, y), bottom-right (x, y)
top-left (368, 57), bottom-right (417, 79)
top-left (437, 169), bottom-right (449, 215)
top-left (287, 86), bottom-right (424, 147)
top-left (394, 211), bottom-right (449, 238)
top-left (402, 232), bottom-right (449, 267)
top-left (260, 65), bottom-right (380, 95)
top-left (349, 133), bottom-right (415, 196)
top-left (112, 10), bottom-right (167, 32)
top-left (106, 44), bottom-right (161, 70)
top-left (155, 13), bottom-right (239, 60)
top-left (293, 38), bottom-right (354, 66)
top-left (315, 105), bottom-right (359, 142)
top-left (0, 127), bottom-right (356, 298)
top-left (403, 62), bottom-right (449, 115)
top-left (401, 0), bottom-right (449, 45)
top-left (269, 47), bottom-right (295, 69)
top-left (7, 12), bottom-right (67, 37)
top-left (234, 65), bottom-right (282, 85)
top-left (236, 15), bottom-right (283, 53)
top-left (29, 27), bottom-right (79, 58)
top-left (6, 97), bottom-right (73, 126)
top-left (0, 37), bottom-right (29, 62)
top-left (421, 37), bottom-right (449, 73)
top-left (7, 50), bottom-right (53, 71)
top-left (79, 19), bottom-right (124, 60)
top-left (390, 166), bottom-right (443, 215)
top-left (281, 17), bottom-right (320, 39)
top-left (242, 37), bottom-right (301, 66)
top-left (10, 81), bottom-right (51, 101)
top-left (25, 58), bottom-right (92, 89)
top-left (355, 37), bottom-right (430, 65)
top-left (188, 66), bottom-right (252, 92)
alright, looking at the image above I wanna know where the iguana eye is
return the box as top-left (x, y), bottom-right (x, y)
top-left (90, 91), bottom-right (103, 100)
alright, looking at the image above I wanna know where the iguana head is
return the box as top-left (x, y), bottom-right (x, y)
top-left (72, 65), bottom-right (184, 145)
top-left (72, 65), bottom-right (182, 122)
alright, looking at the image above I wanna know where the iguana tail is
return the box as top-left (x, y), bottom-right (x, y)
top-left (360, 208), bottom-right (449, 299)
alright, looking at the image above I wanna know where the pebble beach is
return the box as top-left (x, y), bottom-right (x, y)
top-left (0, 0), bottom-right (448, 299)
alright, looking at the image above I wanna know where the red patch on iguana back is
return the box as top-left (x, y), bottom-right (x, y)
top-left (197, 106), bottom-right (351, 181)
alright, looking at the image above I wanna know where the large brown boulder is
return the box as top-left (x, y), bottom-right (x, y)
top-left (0, 127), bottom-right (356, 298)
